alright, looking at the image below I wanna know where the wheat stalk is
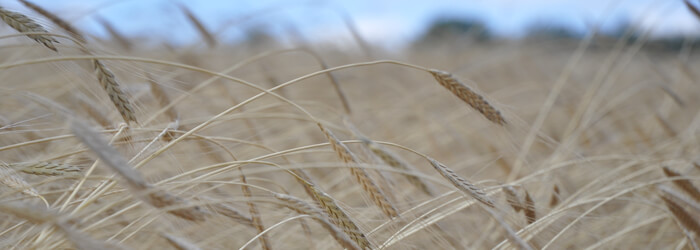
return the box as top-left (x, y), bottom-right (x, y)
top-left (18, 0), bottom-right (86, 43)
top-left (426, 157), bottom-right (495, 207)
top-left (317, 123), bottom-right (399, 218)
top-left (70, 119), bottom-right (206, 221)
top-left (0, 6), bottom-right (58, 51)
top-left (274, 193), bottom-right (361, 250)
top-left (93, 59), bottom-right (138, 125)
top-left (429, 69), bottom-right (506, 125)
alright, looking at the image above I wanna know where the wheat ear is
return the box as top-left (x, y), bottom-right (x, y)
top-left (274, 193), bottom-right (361, 250)
top-left (93, 59), bottom-right (138, 125)
top-left (10, 161), bottom-right (81, 177)
top-left (0, 163), bottom-right (48, 206)
top-left (429, 69), bottom-right (506, 125)
top-left (0, 6), bottom-right (58, 51)
top-left (70, 119), bottom-right (206, 221)
top-left (426, 157), bottom-right (495, 207)
top-left (296, 178), bottom-right (371, 249)
top-left (317, 123), bottom-right (399, 218)
top-left (18, 0), bottom-right (86, 43)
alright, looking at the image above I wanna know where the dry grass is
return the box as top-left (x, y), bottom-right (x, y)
top-left (0, 2), bottom-right (698, 249)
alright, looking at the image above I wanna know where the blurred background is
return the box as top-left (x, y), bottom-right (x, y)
top-left (1, 0), bottom-right (699, 51)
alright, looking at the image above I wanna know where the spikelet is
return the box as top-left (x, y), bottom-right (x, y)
top-left (523, 189), bottom-right (536, 224)
top-left (426, 157), bottom-right (495, 207)
top-left (0, 6), bottom-right (58, 51)
top-left (429, 69), bottom-right (506, 125)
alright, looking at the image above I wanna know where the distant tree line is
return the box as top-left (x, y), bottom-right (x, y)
top-left (413, 17), bottom-right (700, 51)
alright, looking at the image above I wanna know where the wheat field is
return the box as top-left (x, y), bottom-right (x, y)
top-left (0, 1), bottom-right (699, 249)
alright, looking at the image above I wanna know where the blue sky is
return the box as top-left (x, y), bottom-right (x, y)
top-left (2, 0), bottom-right (697, 48)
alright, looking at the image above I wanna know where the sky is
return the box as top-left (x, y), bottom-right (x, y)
top-left (1, 0), bottom-right (698, 49)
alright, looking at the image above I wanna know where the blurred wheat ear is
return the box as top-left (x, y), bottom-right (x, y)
top-left (70, 119), bottom-right (206, 221)
top-left (18, 0), bottom-right (86, 43)
top-left (0, 6), bottom-right (58, 51)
